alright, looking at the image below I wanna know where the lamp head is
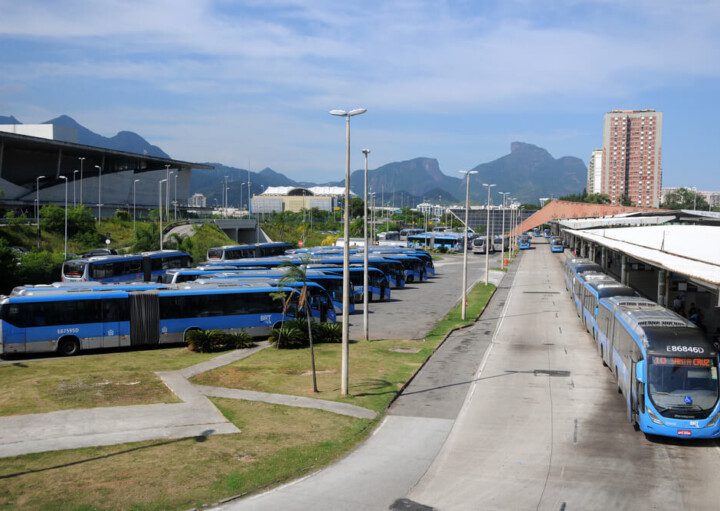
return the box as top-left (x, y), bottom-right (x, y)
top-left (94, 165), bottom-right (101, 170)
top-left (362, 149), bottom-right (370, 155)
top-left (59, 175), bottom-right (67, 180)
top-left (38, 175), bottom-right (45, 180)
top-left (348, 108), bottom-right (367, 116)
top-left (329, 109), bottom-right (347, 116)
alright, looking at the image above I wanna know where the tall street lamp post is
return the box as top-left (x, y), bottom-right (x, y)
top-left (78, 157), bottom-right (85, 206)
top-left (72, 170), bottom-right (78, 207)
top-left (458, 170), bottom-right (477, 320)
top-left (173, 172), bottom-right (178, 221)
top-left (165, 165), bottom-right (171, 224)
top-left (133, 179), bottom-right (141, 232)
top-left (329, 107), bottom-right (367, 396)
top-left (59, 175), bottom-right (68, 259)
top-left (159, 179), bottom-right (167, 250)
top-left (362, 148), bottom-right (371, 341)
top-left (94, 164), bottom-right (102, 220)
top-left (499, 192), bottom-right (510, 268)
top-left (36, 175), bottom-right (45, 250)
top-left (240, 183), bottom-right (247, 213)
top-left (483, 183), bottom-right (496, 285)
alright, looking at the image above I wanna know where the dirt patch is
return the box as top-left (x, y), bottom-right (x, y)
top-left (390, 348), bottom-right (422, 354)
top-left (301, 369), bottom-right (335, 376)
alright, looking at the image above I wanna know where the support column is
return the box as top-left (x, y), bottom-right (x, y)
top-left (601, 247), bottom-right (607, 270)
top-left (621, 255), bottom-right (628, 285)
top-left (657, 270), bottom-right (668, 307)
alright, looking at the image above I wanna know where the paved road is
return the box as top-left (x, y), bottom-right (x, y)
top-left (409, 243), bottom-right (720, 510)
top-left (350, 252), bottom-right (502, 340)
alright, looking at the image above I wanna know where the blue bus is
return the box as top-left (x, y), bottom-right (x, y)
top-left (311, 256), bottom-right (406, 289)
top-left (571, 271), bottom-right (616, 317)
top-left (61, 250), bottom-right (191, 283)
top-left (202, 271), bottom-right (353, 314)
top-left (310, 266), bottom-right (391, 302)
top-left (0, 284), bottom-right (307, 356)
top-left (563, 258), bottom-right (601, 291)
top-left (550, 237), bottom-right (564, 253)
top-left (203, 257), bottom-right (302, 270)
top-left (206, 242), bottom-right (294, 261)
top-left (369, 248), bottom-right (435, 277)
top-left (378, 254), bottom-right (426, 283)
top-left (11, 282), bottom-right (170, 295)
top-left (594, 297), bottom-right (720, 439)
top-left (518, 235), bottom-right (532, 250)
top-left (578, 280), bottom-right (637, 336)
top-left (407, 232), bottom-right (464, 252)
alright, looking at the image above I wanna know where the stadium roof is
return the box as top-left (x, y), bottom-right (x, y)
top-left (260, 186), bottom-right (354, 196)
top-left (0, 130), bottom-right (212, 189)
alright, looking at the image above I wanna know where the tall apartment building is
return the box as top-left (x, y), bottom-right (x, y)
top-left (586, 149), bottom-right (602, 194)
top-left (601, 110), bottom-right (663, 207)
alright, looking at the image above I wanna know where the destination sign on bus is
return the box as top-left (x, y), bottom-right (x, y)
top-left (651, 356), bottom-right (712, 367)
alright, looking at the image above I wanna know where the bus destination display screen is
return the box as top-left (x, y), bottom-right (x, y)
top-left (651, 356), bottom-right (712, 368)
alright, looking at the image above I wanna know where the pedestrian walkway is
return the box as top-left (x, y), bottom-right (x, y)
top-left (0, 339), bottom-right (378, 458)
top-left (214, 261), bottom-right (518, 510)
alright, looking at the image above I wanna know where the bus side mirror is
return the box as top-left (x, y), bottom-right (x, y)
top-left (594, 306), bottom-right (599, 317)
top-left (636, 360), bottom-right (646, 383)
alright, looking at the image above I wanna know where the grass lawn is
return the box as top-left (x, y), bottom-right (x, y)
top-left (0, 398), bottom-right (371, 510)
top-left (193, 282), bottom-right (496, 412)
top-left (0, 347), bottom-right (222, 416)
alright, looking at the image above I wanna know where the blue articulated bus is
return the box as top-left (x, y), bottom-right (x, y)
top-left (578, 280), bottom-right (637, 337)
top-left (203, 257), bottom-right (302, 269)
top-left (550, 237), bottom-right (565, 253)
top-left (0, 284), bottom-right (308, 356)
top-left (188, 279), bottom-right (337, 323)
top-left (11, 282), bottom-right (170, 295)
top-left (202, 271), bottom-right (353, 314)
top-left (62, 250), bottom-right (191, 283)
top-left (378, 254), bottom-right (426, 283)
top-left (571, 271), bottom-right (616, 317)
top-left (594, 297), bottom-right (720, 439)
top-left (563, 258), bottom-right (602, 292)
top-left (369, 248), bottom-right (435, 277)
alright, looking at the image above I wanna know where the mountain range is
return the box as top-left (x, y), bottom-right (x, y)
top-left (1, 114), bottom-right (587, 204)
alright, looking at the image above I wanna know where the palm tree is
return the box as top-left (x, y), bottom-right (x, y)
top-left (278, 260), bottom-right (318, 393)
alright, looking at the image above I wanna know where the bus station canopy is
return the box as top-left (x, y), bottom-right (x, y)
top-left (564, 224), bottom-right (720, 288)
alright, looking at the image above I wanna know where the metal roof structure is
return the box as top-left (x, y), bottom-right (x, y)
top-left (558, 215), bottom-right (674, 230)
top-left (0, 130), bottom-right (212, 190)
top-left (260, 186), bottom-right (353, 196)
top-left (565, 224), bottom-right (720, 287)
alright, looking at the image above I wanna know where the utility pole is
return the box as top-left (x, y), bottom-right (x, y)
top-left (458, 170), bottom-right (477, 320)
top-left (483, 183), bottom-right (496, 285)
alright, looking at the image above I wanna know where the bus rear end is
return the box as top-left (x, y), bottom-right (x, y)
top-left (62, 260), bottom-right (89, 282)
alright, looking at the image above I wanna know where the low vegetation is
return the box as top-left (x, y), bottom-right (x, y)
top-left (425, 282), bottom-right (495, 342)
top-left (186, 329), bottom-right (254, 353)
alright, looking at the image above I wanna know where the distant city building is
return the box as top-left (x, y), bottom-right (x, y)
top-left (188, 193), bottom-right (207, 208)
top-left (662, 187), bottom-right (720, 208)
top-left (251, 186), bottom-right (351, 213)
top-left (587, 149), bottom-right (603, 194)
top-left (416, 202), bottom-right (445, 217)
top-left (448, 206), bottom-right (534, 236)
top-left (601, 109), bottom-right (663, 207)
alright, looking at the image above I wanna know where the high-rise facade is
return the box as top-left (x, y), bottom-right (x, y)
top-left (586, 149), bottom-right (602, 194)
top-left (601, 110), bottom-right (663, 207)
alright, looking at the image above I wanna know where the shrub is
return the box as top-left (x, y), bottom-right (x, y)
top-left (18, 251), bottom-right (65, 285)
top-left (269, 320), bottom-right (342, 349)
top-left (186, 329), bottom-right (254, 353)
top-left (132, 222), bottom-right (160, 252)
top-left (114, 209), bottom-right (130, 222)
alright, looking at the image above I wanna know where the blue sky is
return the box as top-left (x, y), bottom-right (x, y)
top-left (1, 0), bottom-right (719, 188)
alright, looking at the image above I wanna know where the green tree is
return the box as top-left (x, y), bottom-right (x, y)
top-left (661, 188), bottom-right (709, 210)
top-left (171, 224), bottom-right (232, 263)
top-left (18, 250), bottom-right (65, 285)
top-left (349, 197), bottom-right (365, 218)
top-left (0, 239), bottom-right (19, 294)
top-left (132, 223), bottom-right (160, 252)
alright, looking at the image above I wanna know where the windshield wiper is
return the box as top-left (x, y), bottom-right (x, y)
top-left (668, 404), bottom-right (703, 412)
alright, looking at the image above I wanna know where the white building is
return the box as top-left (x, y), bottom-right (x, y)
top-left (251, 186), bottom-right (351, 214)
top-left (662, 187), bottom-right (720, 208)
top-left (188, 193), bottom-right (207, 208)
top-left (587, 149), bottom-right (602, 194)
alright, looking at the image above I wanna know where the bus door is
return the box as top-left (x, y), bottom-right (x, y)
top-left (630, 359), bottom-right (640, 423)
top-left (129, 291), bottom-right (160, 346)
top-left (100, 299), bottom-right (124, 349)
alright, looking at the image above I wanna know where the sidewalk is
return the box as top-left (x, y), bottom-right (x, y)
top-left (215, 266), bottom-right (515, 510)
top-left (0, 341), bottom-right (376, 458)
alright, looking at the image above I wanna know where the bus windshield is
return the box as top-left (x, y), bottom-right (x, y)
top-left (648, 356), bottom-right (720, 413)
top-left (63, 261), bottom-right (87, 278)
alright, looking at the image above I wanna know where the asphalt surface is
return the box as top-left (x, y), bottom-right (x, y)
top-left (221, 243), bottom-right (720, 511)
top-left (350, 252), bottom-right (503, 341)
top-left (409, 243), bottom-right (720, 510)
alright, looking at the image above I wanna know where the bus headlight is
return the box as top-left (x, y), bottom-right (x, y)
top-left (647, 409), bottom-right (664, 425)
top-left (707, 413), bottom-right (720, 428)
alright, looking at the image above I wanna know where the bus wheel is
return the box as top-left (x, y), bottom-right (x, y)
top-left (615, 368), bottom-right (622, 393)
top-left (58, 337), bottom-right (80, 356)
top-left (600, 347), bottom-right (608, 367)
